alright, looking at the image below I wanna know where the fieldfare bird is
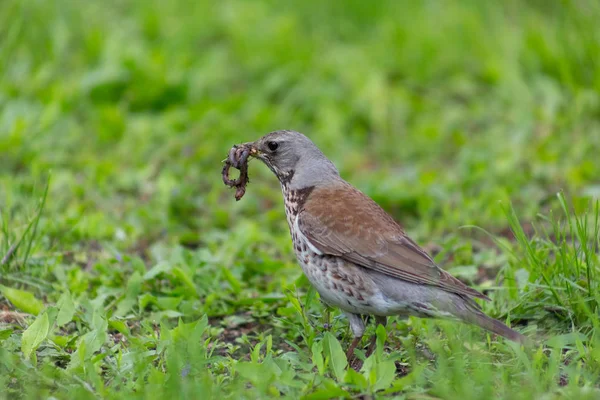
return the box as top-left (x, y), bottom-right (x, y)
top-left (237, 130), bottom-right (526, 360)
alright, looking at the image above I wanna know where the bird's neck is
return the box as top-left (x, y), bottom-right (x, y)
top-left (283, 156), bottom-right (340, 191)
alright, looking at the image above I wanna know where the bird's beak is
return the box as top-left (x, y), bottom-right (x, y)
top-left (242, 142), bottom-right (261, 157)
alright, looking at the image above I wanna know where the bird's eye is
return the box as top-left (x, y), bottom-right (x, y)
top-left (267, 141), bottom-right (279, 151)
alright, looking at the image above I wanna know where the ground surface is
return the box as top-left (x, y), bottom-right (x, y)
top-left (1, 1), bottom-right (600, 398)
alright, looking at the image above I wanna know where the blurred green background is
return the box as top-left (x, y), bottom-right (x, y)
top-left (1, 0), bottom-right (600, 398)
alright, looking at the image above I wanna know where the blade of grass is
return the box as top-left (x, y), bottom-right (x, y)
top-left (504, 203), bottom-right (564, 309)
top-left (21, 174), bottom-right (51, 269)
top-left (0, 175), bottom-right (51, 273)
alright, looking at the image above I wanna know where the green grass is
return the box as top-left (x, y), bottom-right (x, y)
top-left (1, 0), bottom-right (600, 398)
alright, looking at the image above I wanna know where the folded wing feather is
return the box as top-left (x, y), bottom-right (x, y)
top-left (297, 182), bottom-right (489, 301)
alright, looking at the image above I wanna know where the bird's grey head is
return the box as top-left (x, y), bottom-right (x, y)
top-left (249, 130), bottom-right (340, 189)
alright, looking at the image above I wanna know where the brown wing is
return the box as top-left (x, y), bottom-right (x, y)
top-left (298, 182), bottom-right (489, 300)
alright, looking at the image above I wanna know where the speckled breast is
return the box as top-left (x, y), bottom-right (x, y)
top-left (281, 184), bottom-right (380, 315)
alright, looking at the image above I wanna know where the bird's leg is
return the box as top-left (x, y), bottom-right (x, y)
top-left (344, 313), bottom-right (365, 367)
top-left (346, 337), bottom-right (362, 361)
top-left (365, 316), bottom-right (387, 358)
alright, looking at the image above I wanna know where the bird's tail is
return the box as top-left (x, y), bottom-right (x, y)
top-left (462, 308), bottom-right (527, 344)
top-left (450, 298), bottom-right (529, 344)
top-left (443, 294), bottom-right (528, 344)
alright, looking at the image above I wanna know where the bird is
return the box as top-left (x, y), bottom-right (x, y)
top-left (241, 130), bottom-right (526, 361)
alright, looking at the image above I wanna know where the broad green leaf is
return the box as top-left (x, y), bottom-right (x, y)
top-left (372, 360), bottom-right (396, 391)
top-left (286, 292), bottom-right (303, 316)
top-left (546, 332), bottom-right (588, 348)
top-left (304, 285), bottom-right (316, 309)
top-left (51, 335), bottom-right (69, 347)
top-left (76, 340), bottom-right (88, 367)
top-left (262, 355), bottom-right (283, 378)
top-left (44, 306), bottom-right (58, 327)
top-left (150, 310), bottom-right (184, 320)
top-left (251, 342), bottom-right (262, 363)
top-left (91, 308), bottom-right (108, 331)
top-left (138, 293), bottom-right (157, 310)
top-left (323, 332), bottom-right (347, 381)
top-left (143, 261), bottom-right (172, 280)
top-left (171, 315), bottom-right (208, 343)
top-left (220, 267), bottom-right (241, 294)
top-left (380, 365), bottom-right (424, 395)
top-left (172, 267), bottom-right (198, 296)
top-left (0, 285), bottom-right (44, 315)
top-left (80, 327), bottom-right (107, 359)
top-left (266, 335), bottom-right (273, 356)
top-left (311, 340), bottom-right (325, 375)
top-left (344, 367), bottom-right (369, 389)
top-left (190, 314), bottom-right (208, 344)
top-left (156, 296), bottom-right (181, 310)
top-left (115, 297), bottom-right (137, 317)
top-left (375, 323), bottom-right (387, 360)
top-left (304, 378), bottom-right (349, 400)
top-left (115, 271), bottom-right (143, 316)
top-left (0, 329), bottom-right (13, 341)
top-left (0, 347), bottom-right (15, 370)
top-left (69, 314), bottom-right (108, 369)
top-left (56, 293), bottom-right (75, 327)
top-left (108, 319), bottom-right (130, 336)
top-left (84, 317), bottom-right (108, 355)
top-left (21, 312), bottom-right (50, 359)
top-left (236, 361), bottom-right (265, 384)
